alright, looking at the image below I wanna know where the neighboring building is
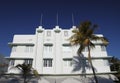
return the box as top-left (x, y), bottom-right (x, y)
top-left (7, 25), bottom-right (117, 83)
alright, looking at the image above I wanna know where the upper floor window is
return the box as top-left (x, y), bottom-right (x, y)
top-left (12, 46), bottom-right (17, 52)
top-left (103, 59), bottom-right (109, 66)
top-left (44, 45), bottom-right (52, 52)
top-left (63, 59), bottom-right (72, 67)
top-left (47, 31), bottom-right (51, 36)
top-left (62, 45), bottom-right (71, 53)
top-left (64, 31), bottom-right (68, 36)
top-left (43, 59), bottom-right (53, 67)
top-left (25, 46), bottom-right (33, 52)
top-left (101, 45), bottom-right (106, 51)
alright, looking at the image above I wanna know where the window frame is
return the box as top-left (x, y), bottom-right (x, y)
top-left (24, 59), bottom-right (33, 65)
top-left (10, 60), bottom-right (15, 66)
top-left (63, 58), bottom-right (73, 67)
top-left (44, 45), bottom-right (53, 53)
top-left (101, 45), bottom-right (106, 51)
top-left (43, 58), bottom-right (53, 67)
top-left (12, 45), bottom-right (17, 52)
top-left (25, 45), bottom-right (33, 53)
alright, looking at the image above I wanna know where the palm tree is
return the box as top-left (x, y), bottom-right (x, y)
top-left (15, 63), bottom-right (39, 83)
top-left (0, 54), bottom-right (8, 73)
top-left (110, 57), bottom-right (120, 82)
top-left (69, 21), bottom-right (108, 83)
top-left (110, 57), bottom-right (120, 71)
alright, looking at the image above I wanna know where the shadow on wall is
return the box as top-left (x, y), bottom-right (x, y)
top-left (72, 53), bottom-right (93, 74)
top-left (0, 75), bottom-right (39, 83)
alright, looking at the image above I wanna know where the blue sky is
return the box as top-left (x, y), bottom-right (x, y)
top-left (0, 0), bottom-right (120, 58)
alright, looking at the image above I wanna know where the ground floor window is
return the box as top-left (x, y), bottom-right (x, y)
top-left (9, 60), bottom-right (15, 66)
top-left (24, 59), bottom-right (33, 65)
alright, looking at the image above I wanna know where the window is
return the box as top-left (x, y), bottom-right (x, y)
top-left (62, 45), bottom-right (71, 53)
top-left (12, 46), bottom-right (17, 52)
top-left (92, 59), bottom-right (104, 66)
top-left (47, 31), bottom-right (51, 36)
top-left (101, 45), bottom-right (106, 51)
top-left (63, 59), bottom-right (72, 67)
top-left (9, 60), bottom-right (15, 66)
top-left (25, 46), bottom-right (33, 52)
top-left (24, 60), bottom-right (33, 65)
top-left (64, 31), bottom-right (68, 36)
top-left (44, 45), bottom-right (52, 52)
top-left (43, 59), bottom-right (52, 67)
top-left (103, 59), bottom-right (109, 66)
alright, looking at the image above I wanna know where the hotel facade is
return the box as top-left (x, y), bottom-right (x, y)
top-left (7, 25), bottom-right (117, 83)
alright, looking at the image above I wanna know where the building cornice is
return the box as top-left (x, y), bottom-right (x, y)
top-left (5, 57), bottom-right (33, 60)
top-left (8, 42), bottom-right (34, 46)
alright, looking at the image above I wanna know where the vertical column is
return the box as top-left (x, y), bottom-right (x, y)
top-left (54, 26), bottom-right (62, 74)
top-left (34, 26), bottom-right (44, 74)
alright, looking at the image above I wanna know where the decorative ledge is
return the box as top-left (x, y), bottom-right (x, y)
top-left (54, 26), bottom-right (61, 33)
top-left (8, 42), bottom-right (34, 46)
top-left (5, 57), bottom-right (33, 60)
top-left (62, 43), bottom-right (71, 46)
top-left (44, 43), bottom-right (53, 46)
top-left (37, 26), bottom-right (44, 33)
top-left (76, 56), bottom-right (113, 60)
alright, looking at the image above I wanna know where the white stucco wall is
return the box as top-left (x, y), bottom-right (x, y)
top-left (8, 26), bottom-right (111, 75)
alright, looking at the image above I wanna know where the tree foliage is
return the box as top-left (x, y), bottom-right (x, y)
top-left (110, 57), bottom-right (120, 82)
top-left (69, 21), bottom-right (108, 83)
top-left (0, 54), bottom-right (8, 74)
top-left (15, 63), bottom-right (39, 83)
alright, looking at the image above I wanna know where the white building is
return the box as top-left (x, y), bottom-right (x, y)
top-left (7, 25), bottom-right (117, 83)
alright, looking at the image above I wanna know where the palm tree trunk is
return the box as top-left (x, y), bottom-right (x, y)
top-left (23, 75), bottom-right (27, 83)
top-left (88, 46), bottom-right (98, 83)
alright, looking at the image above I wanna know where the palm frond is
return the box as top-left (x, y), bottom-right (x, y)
top-left (77, 44), bottom-right (85, 55)
top-left (97, 37), bottom-right (109, 46)
top-left (72, 29), bottom-right (79, 33)
top-left (90, 35), bottom-right (101, 41)
top-left (16, 64), bottom-right (23, 70)
top-left (89, 41), bottom-right (95, 49)
top-left (33, 70), bottom-right (39, 77)
top-left (101, 37), bottom-right (109, 45)
top-left (69, 32), bottom-right (82, 46)
top-left (86, 25), bottom-right (98, 37)
top-left (78, 21), bottom-right (91, 34)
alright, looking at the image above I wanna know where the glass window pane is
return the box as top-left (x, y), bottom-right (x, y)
top-left (25, 46), bottom-right (33, 52)
top-left (43, 59), bottom-right (53, 67)
top-left (101, 45), bottom-right (106, 51)
top-left (63, 59), bottom-right (72, 67)
top-left (12, 46), bottom-right (17, 52)
top-left (62, 46), bottom-right (71, 53)
top-left (44, 45), bottom-right (52, 53)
